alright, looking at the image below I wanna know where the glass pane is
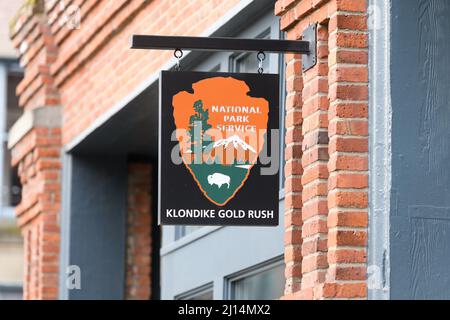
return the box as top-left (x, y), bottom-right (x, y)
top-left (177, 287), bottom-right (214, 300)
top-left (231, 263), bottom-right (285, 300)
top-left (188, 290), bottom-right (213, 300)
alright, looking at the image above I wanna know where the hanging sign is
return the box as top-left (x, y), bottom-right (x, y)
top-left (159, 71), bottom-right (279, 226)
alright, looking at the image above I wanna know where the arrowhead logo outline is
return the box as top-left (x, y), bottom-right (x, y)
top-left (171, 76), bottom-right (269, 206)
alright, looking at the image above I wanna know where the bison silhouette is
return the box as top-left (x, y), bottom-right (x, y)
top-left (207, 173), bottom-right (231, 189)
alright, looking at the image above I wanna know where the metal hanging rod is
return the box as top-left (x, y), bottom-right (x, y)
top-left (131, 35), bottom-right (309, 54)
top-left (130, 24), bottom-right (317, 71)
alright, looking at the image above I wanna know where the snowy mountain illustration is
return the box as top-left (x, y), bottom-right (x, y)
top-left (212, 135), bottom-right (256, 153)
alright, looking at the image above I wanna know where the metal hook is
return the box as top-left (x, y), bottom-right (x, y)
top-left (174, 48), bottom-right (183, 71)
top-left (257, 50), bottom-right (266, 74)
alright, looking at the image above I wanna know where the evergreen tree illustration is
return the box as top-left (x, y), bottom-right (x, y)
top-left (188, 100), bottom-right (212, 153)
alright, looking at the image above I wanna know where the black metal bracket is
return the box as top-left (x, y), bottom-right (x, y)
top-left (131, 24), bottom-right (317, 72)
top-left (302, 24), bottom-right (317, 72)
top-left (131, 35), bottom-right (310, 54)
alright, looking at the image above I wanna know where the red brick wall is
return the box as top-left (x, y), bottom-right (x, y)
top-left (277, 0), bottom-right (369, 299)
top-left (9, 1), bottom-right (62, 300)
top-left (126, 163), bottom-right (153, 300)
top-left (48, 0), bottom-right (241, 146)
top-left (9, 0), bottom-right (242, 300)
top-left (15, 127), bottom-right (62, 300)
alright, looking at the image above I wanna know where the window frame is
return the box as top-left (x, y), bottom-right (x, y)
top-left (225, 255), bottom-right (284, 300)
top-left (175, 282), bottom-right (214, 300)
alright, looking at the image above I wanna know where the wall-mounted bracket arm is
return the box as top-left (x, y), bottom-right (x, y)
top-left (131, 25), bottom-right (318, 72)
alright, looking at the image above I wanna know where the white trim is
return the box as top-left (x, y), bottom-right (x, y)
top-left (368, 0), bottom-right (391, 300)
top-left (59, 153), bottom-right (73, 300)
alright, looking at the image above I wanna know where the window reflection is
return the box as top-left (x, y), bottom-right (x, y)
top-left (231, 262), bottom-right (284, 300)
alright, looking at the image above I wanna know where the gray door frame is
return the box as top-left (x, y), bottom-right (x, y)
top-left (59, 153), bottom-right (128, 299)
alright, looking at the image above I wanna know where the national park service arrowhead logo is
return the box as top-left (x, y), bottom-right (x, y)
top-left (172, 77), bottom-right (269, 206)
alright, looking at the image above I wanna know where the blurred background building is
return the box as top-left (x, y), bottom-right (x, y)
top-left (0, 0), bottom-right (24, 300)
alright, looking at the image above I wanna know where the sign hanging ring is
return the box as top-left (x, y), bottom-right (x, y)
top-left (174, 48), bottom-right (183, 71)
top-left (257, 51), bottom-right (266, 74)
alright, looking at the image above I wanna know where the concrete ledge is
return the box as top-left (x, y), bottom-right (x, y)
top-left (8, 105), bottom-right (61, 149)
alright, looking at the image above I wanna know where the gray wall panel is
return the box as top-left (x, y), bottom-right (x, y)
top-left (61, 155), bottom-right (128, 299)
top-left (390, 0), bottom-right (450, 299)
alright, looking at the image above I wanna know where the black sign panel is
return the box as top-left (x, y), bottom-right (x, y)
top-left (159, 71), bottom-right (279, 226)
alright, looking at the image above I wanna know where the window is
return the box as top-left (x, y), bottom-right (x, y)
top-left (0, 64), bottom-right (23, 220)
top-left (0, 284), bottom-right (22, 300)
top-left (228, 258), bottom-right (284, 300)
top-left (175, 283), bottom-right (214, 300)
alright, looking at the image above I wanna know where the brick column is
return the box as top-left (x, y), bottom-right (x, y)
top-left (9, 4), bottom-right (62, 300)
top-left (125, 163), bottom-right (152, 300)
top-left (276, 0), bottom-right (369, 300)
top-left (299, 24), bottom-right (330, 299)
top-left (283, 53), bottom-right (304, 295)
top-left (13, 127), bottom-right (61, 300)
top-left (323, 1), bottom-right (369, 299)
